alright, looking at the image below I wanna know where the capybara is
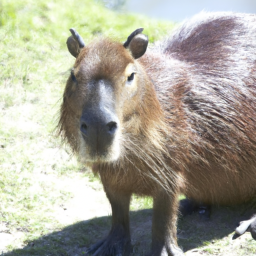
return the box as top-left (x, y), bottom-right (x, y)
top-left (58, 12), bottom-right (256, 256)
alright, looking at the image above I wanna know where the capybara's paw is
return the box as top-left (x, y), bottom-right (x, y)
top-left (168, 245), bottom-right (185, 256)
top-left (147, 244), bottom-right (184, 256)
top-left (86, 235), bottom-right (132, 256)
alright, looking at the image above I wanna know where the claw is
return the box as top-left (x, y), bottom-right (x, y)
top-left (85, 235), bottom-right (132, 256)
top-left (85, 239), bottom-right (105, 255)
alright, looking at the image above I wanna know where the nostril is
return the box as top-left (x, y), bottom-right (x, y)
top-left (107, 121), bottom-right (118, 134)
top-left (80, 122), bottom-right (88, 135)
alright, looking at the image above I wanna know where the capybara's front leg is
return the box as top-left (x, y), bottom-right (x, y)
top-left (86, 189), bottom-right (132, 256)
top-left (149, 192), bottom-right (184, 256)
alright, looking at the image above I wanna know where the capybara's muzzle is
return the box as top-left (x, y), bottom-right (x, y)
top-left (80, 108), bottom-right (119, 156)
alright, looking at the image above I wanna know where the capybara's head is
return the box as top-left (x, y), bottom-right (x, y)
top-left (59, 28), bottom-right (154, 164)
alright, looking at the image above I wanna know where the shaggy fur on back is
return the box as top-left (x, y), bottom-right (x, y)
top-left (138, 12), bottom-right (256, 204)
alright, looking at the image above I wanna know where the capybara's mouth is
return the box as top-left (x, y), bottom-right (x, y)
top-left (79, 135), bottom-right (120, 164)
top-left (80, 152), bottom-right (120, 164)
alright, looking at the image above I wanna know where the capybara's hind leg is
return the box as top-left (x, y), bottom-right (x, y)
top-left (235, 215), bottom-right (256, 239)
top-left (249, 216), bottom-right (256, 239)
top-left (179, 199), bottom-right (197, 216)
top-left (86, 190), bottom-right (132, 256)
top-left (179, 199), bottom-right (211, 220)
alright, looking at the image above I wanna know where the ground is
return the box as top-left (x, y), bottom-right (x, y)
top-left (1, 168), bottom-right (256, 256)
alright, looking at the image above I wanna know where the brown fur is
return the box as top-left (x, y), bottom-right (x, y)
top-left (59, 12), bottom-right (256, 256)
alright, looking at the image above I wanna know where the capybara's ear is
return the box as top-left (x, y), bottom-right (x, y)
top-left (123, 28), bottom-right (148, 59)
top-left (66, 28), bottom-right (85, 58)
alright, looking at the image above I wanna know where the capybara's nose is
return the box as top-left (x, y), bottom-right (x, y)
top-left (80, 118), bottom-right (118, 137)
top-left (106, 121), bottom-right (118, 135)
top-left (79, 111), bottom-right (119, 153)
top-left (80, 121), bottom-right (88, 135)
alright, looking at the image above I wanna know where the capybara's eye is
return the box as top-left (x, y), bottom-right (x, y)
top-left (71, 70), bottom-right (77, 83)
top-left (127, 72), bottom-right (135, 82)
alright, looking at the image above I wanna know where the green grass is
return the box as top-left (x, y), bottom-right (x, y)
top-left (0, 0), bottom-right (175, 254)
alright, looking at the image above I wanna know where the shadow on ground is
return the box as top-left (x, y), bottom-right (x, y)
top-left (2, 203), bottom-right (256, 256)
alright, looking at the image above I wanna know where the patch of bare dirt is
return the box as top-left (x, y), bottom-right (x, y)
top-left (52, 175), bottom-right (111, 225)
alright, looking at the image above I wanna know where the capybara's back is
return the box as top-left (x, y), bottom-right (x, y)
top-left (145, 12), bottom-right (256, 205)
top-left (59, 12), bottom-right (256, 256)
